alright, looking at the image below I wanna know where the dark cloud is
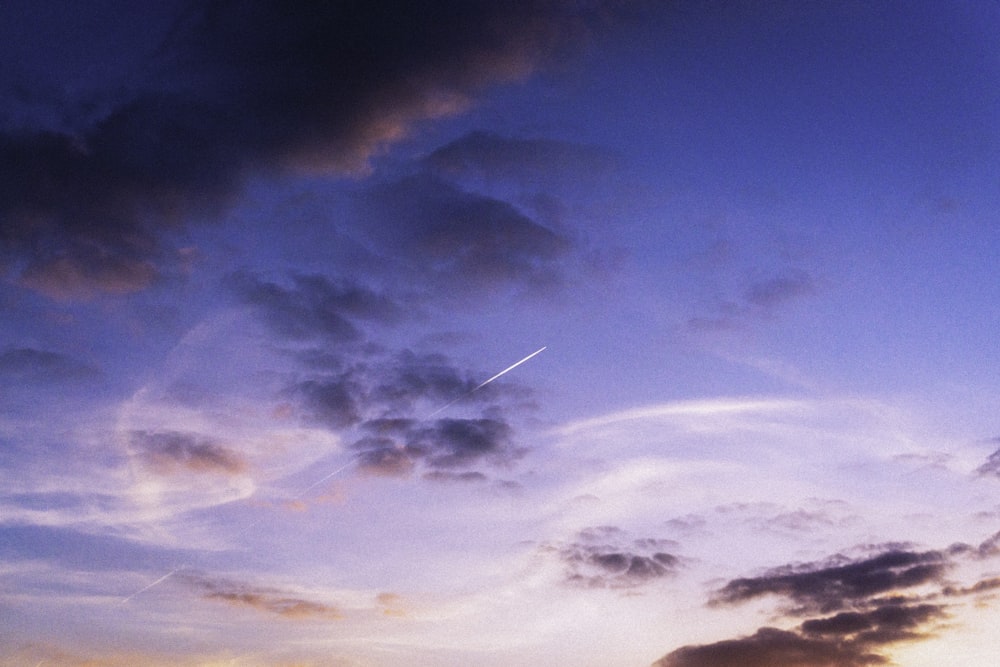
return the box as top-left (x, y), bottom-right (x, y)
top-left (711, 549), bottom-right (948, 614)
top-left (182, 573), bottom-right (341, 620)
top-left (369, 350), bottom-right (484, 414)
top-left (653, 626), bottom-right (887, 667)
top-left (414, 418), bottom-right (516, 469)
top-left (652, 537), bottom-right (1000, 667)
top-left (130, 430), bottom-right (248, 476)
top-left (654, 601), bottom-right (949, 667)
top-left (800, 603), bottom-right (944, 644)
top-left (975, 446), bottom-right (1000, 478)
top-left (292, 375), bottom-right (363, 430)
top-left (355, 174), bottom-right (571, 292)
top-left (559, 527), bottom-right (680, 589)
top-left (0, 347), bottom-right (102, 384)
top-left (231, 272), bottom-right (401, 342)
top-left (352, 417), bottom-right (521, 475)
top-left (1, 0), bottom-right (619, 298)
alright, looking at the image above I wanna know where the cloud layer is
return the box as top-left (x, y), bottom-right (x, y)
top-left (0, 0), bottom-right (616, 298)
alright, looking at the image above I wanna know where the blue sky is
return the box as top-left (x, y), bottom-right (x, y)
top-left (2, 2), bottom-right (1000, 665)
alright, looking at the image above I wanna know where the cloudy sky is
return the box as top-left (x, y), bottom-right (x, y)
top-left (2, 1), bottom-right (1000, 665)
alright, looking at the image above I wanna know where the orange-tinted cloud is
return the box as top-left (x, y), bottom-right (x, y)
top-left (183, 574), bottom-right (341, 620)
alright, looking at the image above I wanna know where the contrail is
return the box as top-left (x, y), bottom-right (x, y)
top-left (296, 453), bottom-right (361, 497)
top-left (427, 346), bottom-right (547, 418)
top-left (120, 566), bottom-right (183, 604)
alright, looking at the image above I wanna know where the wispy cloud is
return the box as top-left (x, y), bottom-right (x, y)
top-left (182, 573), bottom-right (342, 620)
top-left (354, 174), bottom-right (571, 293)
top-left (687, 268), bottom-right (816, 332)
top-left (129, 430), bottom-right (248, 476)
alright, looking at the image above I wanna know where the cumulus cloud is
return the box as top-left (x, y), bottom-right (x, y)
top-left (558, 526), bottom-right (680, 589)
top-left (230, 272), bottom-right (537, 481)
top-left (229, 264), bottom-right (541, 486)
top-left (1, 0), bottom-right (620, 297)
top-left (130, 430), bottom-right (248, 476)
top-left (351, 417), bottom-right (522, 478)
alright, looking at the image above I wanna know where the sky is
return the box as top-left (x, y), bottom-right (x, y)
top-left (1, 1), bottom-right (1000, 665)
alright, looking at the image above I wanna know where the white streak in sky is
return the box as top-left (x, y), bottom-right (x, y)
top-left (296, 454), bottom-right (361, 497)
top-left (473, 346), bottom-right (547, 391)
top-left (120, 567), bottom-right (182, 604)
top-left (426, 346), bottom-right (546, 418)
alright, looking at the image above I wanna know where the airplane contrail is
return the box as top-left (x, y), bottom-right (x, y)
top-left (296, 454), bottom-right (361, 497)
top-left (427, 346), bottom-right (547, 418)
top-left (120, 567), bottom-right (183, 604)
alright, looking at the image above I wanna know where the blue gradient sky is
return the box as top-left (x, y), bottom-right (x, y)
top-left (2, 2), bottom-right (1000, 666)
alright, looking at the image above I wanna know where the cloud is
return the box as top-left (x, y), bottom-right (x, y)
top-left (687, 268), bottom-right (815, 332)
top-left (654, 600), bottom-right (950, 667)
top-left (653, 536), bottom-right (1000, 667)
top-left (369, 350), bottom-right (485, 414)
top-left (975, 444), bottom-right (1000, 478)
top-left (354, 174), bottom-right (571, 292)
top-left (415, 417), bottom-right (517, 469)
top-left (711, 548), bottom-right (949, 614)
top-left (799, 603), bottom-right (944, 643)
top-left (558, 526), bottom-right (680, 589)
top-left (421, 470), bottom-right (489, 484)
top-left (293, 376), bottom-right (363, 430)
top-left (129, 430), bottom-right (248, 476)
top-left (355, 444), bottom-right (415, 478)
top-left (1, 0), bottom-right (617, 297)
top-left (230, 268), bottom-right (538, 485)
top-left (182, 573), bottom-right (341, 620)
top-left (0, 347), bottom-right (102, 384)
top-left (652, 626), bottom-right (888, 667)
top-left (352, 417), bottom-right (522, 475)
top-left (231, 272), bottom-right (401, 342)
